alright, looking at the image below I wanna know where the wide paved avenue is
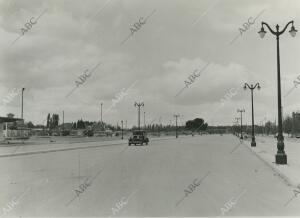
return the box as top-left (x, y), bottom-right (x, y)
top-left (1, 135), bottom-right (299, 216)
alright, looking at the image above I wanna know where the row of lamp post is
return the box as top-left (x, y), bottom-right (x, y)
top-left (238, 20), bottom-right (297, 165)
top-left (259, 20), bottom-right (297, 164)
top-left (133, 102), bottom-right (181, 139)
top-left (99, 20), bottom-right (297, 165)
top-left (100, 101), bottom-right (148, 141)
top-left (99, 101), bottom-right (178, 141)
top-left (99, 102), bottom-right (128, 140)
top-left (237, 109), bottom-right (245, 140)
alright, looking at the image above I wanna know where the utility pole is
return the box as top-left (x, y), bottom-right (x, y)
top-left (100, 102), bottom-right (103, 123)
top-left (144, 111), bottom-right (146, 129)
top-left (174, 114), bottom-right (180, 138)
top-left (134, 102), bottom-right (144, 130)
top-left (121, 120), bottom-right (123, 140)
top-left (63, 110), bottom-right (64, 131)
top-left (21, 88), bottom-right (25, 120)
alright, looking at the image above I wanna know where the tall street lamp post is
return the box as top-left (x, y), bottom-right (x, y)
top-left (237, 109), bottom-right (245, 139)
top-left (134, 102), bottom-right (144, 130)
top-left (100, 102), bottom-right (103, 123)
top-left (244, 83), bottom-right (261, 147)
top-left (21, 88), bottom-right (25, 119)
top-left (235, 117), bottom-right (240, 137)
top-left (258, 20), bottom-right (297, 164)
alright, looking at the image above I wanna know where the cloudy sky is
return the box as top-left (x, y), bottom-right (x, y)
top-left (0, 0), bottom-right (300, 127)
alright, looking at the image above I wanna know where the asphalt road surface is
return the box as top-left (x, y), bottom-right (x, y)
top-left (1, 135), bottom-right (299, 216)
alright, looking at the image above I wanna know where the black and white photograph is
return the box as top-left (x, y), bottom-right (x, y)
top-left (0, 0), bottom-right (300, 217)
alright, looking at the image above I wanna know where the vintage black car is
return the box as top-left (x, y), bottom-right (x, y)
top-left (128, 130), bottom-right (149, 146)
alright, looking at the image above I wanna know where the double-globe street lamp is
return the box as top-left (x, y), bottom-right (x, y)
top-left (244, 83), bottom-right (261, 147)
top-left (134, 102), bottom-right (144, 130)
top-left (237, 109), bottom-right (245, 139)
top-left (258, 20), bottom-right (297, 164)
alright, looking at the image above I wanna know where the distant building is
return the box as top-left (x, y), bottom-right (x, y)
top-left (0, 116), bottom-right (29, 141)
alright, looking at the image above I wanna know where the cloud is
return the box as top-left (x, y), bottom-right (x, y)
top-left (0, 0), bottom-right (299, 126)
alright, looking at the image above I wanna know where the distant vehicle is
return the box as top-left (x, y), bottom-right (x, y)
top-left (128, 130), bottom-right (149, 146)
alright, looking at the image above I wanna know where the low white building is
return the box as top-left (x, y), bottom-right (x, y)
top-left (0, 117), bottom-right (29, 142)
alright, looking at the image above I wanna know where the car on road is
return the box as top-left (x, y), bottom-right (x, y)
top-left (129, 130), bottom-right (149, 146)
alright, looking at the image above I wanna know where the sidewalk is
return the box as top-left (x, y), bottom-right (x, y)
top-left (242, 135), bottom-right (300, 188)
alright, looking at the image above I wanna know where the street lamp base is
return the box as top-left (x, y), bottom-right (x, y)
top-left (275, 153), bottom-right (287, 164)
top-left (251, 141), bottom-right (256, 147)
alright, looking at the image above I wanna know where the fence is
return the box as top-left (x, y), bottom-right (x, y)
top-left (3, 129), bottom-right (30, 139)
